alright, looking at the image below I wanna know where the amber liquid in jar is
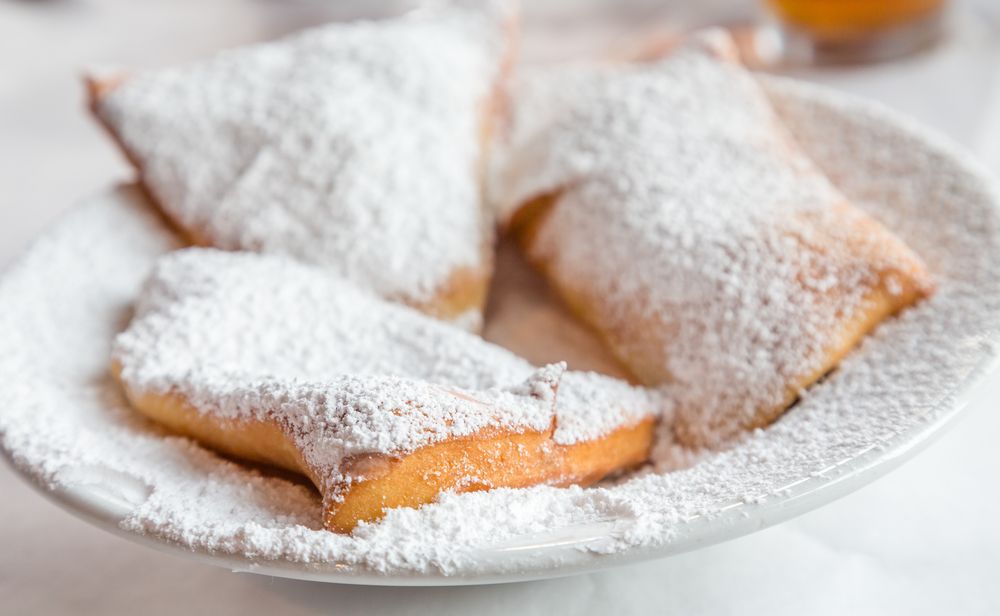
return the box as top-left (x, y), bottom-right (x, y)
top-left (766, 0), bottom-right (946, 63)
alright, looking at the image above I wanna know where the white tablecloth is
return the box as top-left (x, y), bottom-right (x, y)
top-left (2, 1), bottom-right (999, 614)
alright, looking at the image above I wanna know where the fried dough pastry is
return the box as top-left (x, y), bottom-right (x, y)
top-left (492, 31), bottom-right (934, 447)
top-left (88, 2), bottom-right (517, 328)
top-left (112, 249), bottom-right (660, 532)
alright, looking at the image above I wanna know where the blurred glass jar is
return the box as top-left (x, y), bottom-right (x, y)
top-left (765, 0), bottom-right (948, 64)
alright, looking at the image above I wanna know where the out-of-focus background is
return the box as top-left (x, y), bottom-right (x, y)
top-left (2, 1), bottom-right (1000, 614)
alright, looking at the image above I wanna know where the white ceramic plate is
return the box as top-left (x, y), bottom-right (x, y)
top-left (2, 77), bottom-right (1000, 586)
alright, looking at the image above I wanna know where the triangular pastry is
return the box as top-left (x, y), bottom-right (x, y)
top-left (493, 31), bottom-right (934, 447)
top-left (112, 249), bottom-right (660, 532)
top-left (89, 2), bottom-right (515, 328)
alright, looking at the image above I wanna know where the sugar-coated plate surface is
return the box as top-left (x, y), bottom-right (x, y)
top-left (2, 77), bottom-right (1000, 585)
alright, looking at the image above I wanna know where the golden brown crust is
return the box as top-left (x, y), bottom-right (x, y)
top-left (327, 417), bottom-right (653, 533)
top-left (408, 257), bottom-right (493, 324)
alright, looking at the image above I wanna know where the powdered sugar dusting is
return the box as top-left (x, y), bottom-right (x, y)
top-left (93, 2), bottom-right (508, 306)
top-left (1, 76), bottom-right (999, 578)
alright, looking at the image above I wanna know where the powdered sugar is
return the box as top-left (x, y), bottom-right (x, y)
top-left (1, 78), bottom-right (999, 578)
top-left (93, 2), bottom-right (508, 306)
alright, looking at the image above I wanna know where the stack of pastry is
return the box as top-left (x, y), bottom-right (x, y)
top-left (98, 4), bottom-right (933, 532)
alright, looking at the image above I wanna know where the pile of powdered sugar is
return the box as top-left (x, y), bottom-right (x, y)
top-left (1, 75), bottom-right (1000, 577)
top-left (93, 1), bottom-right (508, 306)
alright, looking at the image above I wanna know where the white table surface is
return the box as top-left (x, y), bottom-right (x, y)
top-left (2, 1), bottom-right (1000, 614)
